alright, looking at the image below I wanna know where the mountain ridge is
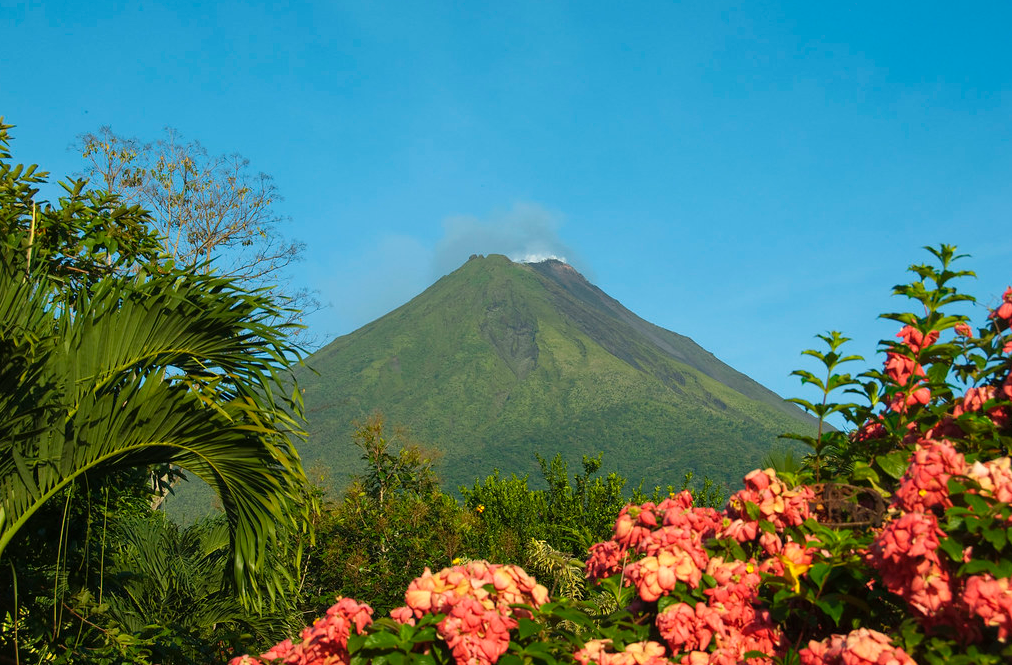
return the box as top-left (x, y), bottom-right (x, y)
top-left (295, 254), bottom-right (814, 491)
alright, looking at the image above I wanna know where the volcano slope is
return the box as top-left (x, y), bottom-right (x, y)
top-left (294, 254), bottom-right (814, 493)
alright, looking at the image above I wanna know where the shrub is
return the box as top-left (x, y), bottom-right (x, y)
top-left (232, 246), bottom-right (1012, 665)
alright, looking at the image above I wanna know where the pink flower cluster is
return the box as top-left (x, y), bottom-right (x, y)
top-left (391, 561), bottom-right (549, 665)
top-left (723, 469), bottom-right (814, 555)
top-left (967, 457), bottom-right (1012, 503)
top-left (952, 375), bottom-right (1012, 429)
top-left (229, 597), bottom-right (374, 665)
top-left (867, 437), bottom-right (1012, 643)
top-left (574, 639), bottom-right (669, 665)
top-left (865, 509), bottom-right (953, 617)
top-left (883, 326), bottom-right (935, 413)
top-left (892, 439), bottom-right (967, 513)
top-left (586, 487), bottom-right (812, 663)
top-left (656, 557), bottom-right (782, 665)
top-left (587, 491), bottom-right (719, 602)
top-left (992, 287), bottom-right (1012, 322)
top-left (798, 628), bottom-right (916, 665)
top-left (963, 574), bottom-right (1012, 641)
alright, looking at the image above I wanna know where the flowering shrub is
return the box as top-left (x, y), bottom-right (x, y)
top-left (229, 597), bottom-right (373, 665)
top-left (799, 628), bottom-right (916, 665)
top-left (231, 246), bottom-right (1012, 665)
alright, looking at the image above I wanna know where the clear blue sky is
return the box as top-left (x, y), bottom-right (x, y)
top-left (3, 1), bottom-right (1010, 412)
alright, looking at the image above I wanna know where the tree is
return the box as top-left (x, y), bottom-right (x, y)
top-left (351, 412), bottom-right (440, 504)
top-left (300, 416), bottom-right (463, 616)
top-left (74, 126), bottom-right (319, 333)
top-left (0, 117), bottom-right (315, 613)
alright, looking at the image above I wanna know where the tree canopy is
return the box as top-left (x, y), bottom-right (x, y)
top-left (0, 116), bottom-right (315, 611)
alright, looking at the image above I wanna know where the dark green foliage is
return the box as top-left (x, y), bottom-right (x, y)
top-left (461, 453), bottom-right (629, 562)
top-left (0, 117), bottom-right (314, 662)
top-left (299, 418), bottom-right (724, 617)
top-left (300, 417), bottom-right (472, 616)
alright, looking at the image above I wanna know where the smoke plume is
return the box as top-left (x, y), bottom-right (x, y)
top-left (432, 202), bottom-right (587, 278)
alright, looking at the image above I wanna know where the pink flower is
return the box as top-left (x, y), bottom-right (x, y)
top-left (390, 606), bottom-right (416, 625)
top-left (799, 628), bottom-right (915, 665)
top-left (575, 640), bottom-right (670, 665)
top-left (953, 385), bottom-right (1010, 428)
top-left (613, 504), bottom-right (657, 550)
top-left (657, 602), bottom-right (725, 653)
top-left (586, 540), bottom-right (626, 580)
top-left (229, 656), bottom-right (264, 665)
top-left (993, 286), bottom-right (1012, 321)
top-left (437, 597), bottom-right (516, 665)
top-left (884, 352), bottom-right (922, 386)
top-left (866, 511), bottom-right (954, 617)
top-left (896, 325), bottom-right (939, 353)
top-left (398, 561), bottom-right (548, 665)
top-left (239, 597), bottom-right (374, 665)
top-left (403, 561), bottom-right (547, 620)
top-left (888, 385), bottom-right (931, 413)
top-left (963, 574), bottom-right (1012, 641)
top-left (852, 420), bottom-right (887, 443)
top-left (259, 638), bottom-right (293, 662)
top-left (955, 322), bottom-right (973, 337)
top-left (722, 469), bottom-right (813, 538)
top-left (892, 439), bottom-right (967, 512)
top-left (966, 457), bottom-right (1012, 503)
top-left (625, 547), bottom-right (702, 600)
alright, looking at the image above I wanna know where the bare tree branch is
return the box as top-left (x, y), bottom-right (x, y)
top-left (74, 127), bottom-right (322, 344)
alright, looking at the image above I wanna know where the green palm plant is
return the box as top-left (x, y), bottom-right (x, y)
top-left (0, 117), bottom-right (315, 611)
top-left (0, 257), bottom-right (313, 607)
top-left (96, 514), bottom-right (297, 662)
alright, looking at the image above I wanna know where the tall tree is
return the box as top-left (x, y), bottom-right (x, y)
top-left (74, 126), bottom-right (319, 333)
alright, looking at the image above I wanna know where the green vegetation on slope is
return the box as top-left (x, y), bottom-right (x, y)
top-left (294, 254), bottom-right (815, 492)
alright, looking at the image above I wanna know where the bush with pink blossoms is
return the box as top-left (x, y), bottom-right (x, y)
top-left (229, 247), bottom-right (1012, 665)
top-left (799, 628), bottom-right (916, 665)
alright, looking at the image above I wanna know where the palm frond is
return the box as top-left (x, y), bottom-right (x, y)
top-left (0, 257), bottom-right (314, 609)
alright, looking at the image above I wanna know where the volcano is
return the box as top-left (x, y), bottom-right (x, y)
top-left (296, 254), bottom-right (813, 491)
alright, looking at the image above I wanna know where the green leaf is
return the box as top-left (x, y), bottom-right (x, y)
top-left (850, 462), bottom-right (880, 484)
top-left (657, 595), bottom-right (678, 613)
top-left (961, 559), bottom-right (1005, 576)
top-left (984, 526), bottom-right (1008, 550)
top-left (876, 450), bottom-right (910, 480)
top-left (937, 535), bottom-right (964, 562)
top-left (409, 654), bottom-right (438, 665)
top-left (815, 597), bottom-right (845, 625)
top-left (365, 632), bottom-right (404, 649)
top-left (744, 501), bottom-right (761, 521)
top-left (517, 617), bottom-right (541, 640)
top-left (808, 562), bottom-right (832, 591)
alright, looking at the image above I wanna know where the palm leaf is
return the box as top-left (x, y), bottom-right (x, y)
top-left (0, 257), bottom-right (314, 609)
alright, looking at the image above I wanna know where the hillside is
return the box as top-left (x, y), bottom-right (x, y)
top-left (293, 254), bottom-right (814, 492)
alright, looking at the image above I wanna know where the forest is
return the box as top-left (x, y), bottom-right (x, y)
top-left (3, 117), bottom-right (1012, 665)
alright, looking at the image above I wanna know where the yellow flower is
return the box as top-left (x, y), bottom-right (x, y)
top-left (476, 504), bottom-right (485, 514)
top-left (781, 558), bottom-right (811, 593)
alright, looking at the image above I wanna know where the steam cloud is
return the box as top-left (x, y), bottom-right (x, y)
top-left (315, 202), bottom-right (588, 339)
top-left (432, 202), bottom-right (587, 278)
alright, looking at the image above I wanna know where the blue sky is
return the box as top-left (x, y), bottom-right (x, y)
top-left (3, 0), bottom-right (1011, 412)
